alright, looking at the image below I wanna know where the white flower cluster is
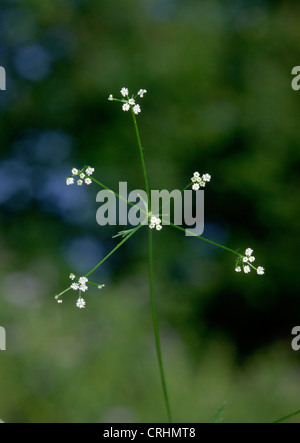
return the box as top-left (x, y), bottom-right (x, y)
top-left (191, 172), bottom-right (211, 191)
top-left (69, 273), bottom-right (89, 308)
top-left (66, 167), bottom-right (95, 186)
top-left (149, 215), bottom-right (162, 231)
top-left (235, 248), bottom-right (265, 275)
top-left (108, 87), bottom-right (147, 115)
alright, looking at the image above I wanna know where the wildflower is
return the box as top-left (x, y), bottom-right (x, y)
top-left (80, 173), bottom-right (85, 179)
top-left (122, 103), bottom-right (130, 112)
top-left (257, 266), bottom-right (265, 275)
top-left (244, 265), bottom-right (251, 274)
top-left (69, 273), bottom-right (76, 280)
top-left (138, 89), bottom-right (147, 98)
top-left (149, 214), bottom-right (162, 230)
top-left (121, 87), bottom-right (129, 97)
top-left (85, 167), bottom-right (94, 176)
top-left (200, 181), bottom-right (206, 187)
top-left (71, 283), bottom-right (79, 291)
top-left (235, 266), bottom-right (242, 272)
top-left (108, 94), bottom-right (114, 101)
top-left (57, 299), bottom-right (63, 304)
top-left (66, 177), bottom-right (74, 185)
top-left (202, 174), bottom-right (211, 182)
top-left (98, 284), bottom-right (105, 289)
top-left (79, 277), bottom-right (88, 285)
top-left (149, 223), bottom-right (156, 229)
top-left (243, 257), bottom-right (248, 263)
top-left (194, 172), bottom-right (200, 178)
top-left (72, 168), bottom-right (78, 176)
top-left (76, 297), bottom-right (86, 309)
top-left (128, 99), bottom-right (135, 105)
top-left (133, 104), bottom-right (141, 115)
top-left (79, 284), bottom-right (88, 292)
top-left (156, 225), bottom-right (162, 231)
top-left (77, 179), bottom-right (83, 186)
top-left (249, 256), bottom-right (255, 263)
top-left (192, 183), bottom-right (200, 191)
top-left (85, 178), bottom-right (92, 185)
top-left (245, 248), bottom-right (253, 257)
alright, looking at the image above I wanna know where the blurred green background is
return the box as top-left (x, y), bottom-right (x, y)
top-left (0, 0), bottom-right (300, 423)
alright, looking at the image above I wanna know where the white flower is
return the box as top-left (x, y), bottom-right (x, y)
top-left (79, 276), bottom-right (88, 284)
top-left (76, 297), bottom-right (86, 309)
top-left (57, 299), bottom-right (63, 304)
top-left (79, 284), bottom-right (88, 292)
top-left (257, 266), bottom-right (265, 275)
top-left (98, 284), bottom-right (105, 289)
top-left (235, 266), bottom-right (242, 272)
top-left (77, 179), bottom-right (83, 186)
top-left (150, 216), bottom-right (158, 224)
top-left (202, 174), bottom-right (211, 182)
top-left (69, 273), bottom-right (76, 280)
top-left (156, 225), bottom-right (162, 231)
top-left (85, 167), bottom-right (94, 176)
top-left (249, 256), bottom-right (255, 263)
top-left (133, 104), bottom-right (141, 115)
top-left (85, 178), bottom-right (92, 185)
top-left (66, 177), bottom-right (74, 185)
top-left (72, 168), bottom-right (78, 175)
top-left (71, 283), bottom-right (79, 290)
top-left (149, 223), bottom-right (156, 229)
top-left (193, 172), bottom-right (200, 178)
top-left (243, 257), bottom-right (248, 263)
top-left (121, 87), bottom-right (129, 97)
top-left (245, 248), bottom-right (253, 256)
top-left (243, 265), bottom-right (251, 274)
top-left (200, 181), bottom-right (206, 187)
top-left (128, 98), bottom-right (135, 105)
top-left (80, 173), bottom-right (85, 179)
top-left (138, 89), bottom-right (147, 98)
top-left (108, 94), bottom-right (113, 101)
top-left (122, 103), bottom-right (130, 112)
top-left (192, 183), bottom-right (200, 191)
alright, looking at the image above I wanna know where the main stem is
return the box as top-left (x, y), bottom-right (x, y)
top-left (132, 111), bottom-right (173, 423)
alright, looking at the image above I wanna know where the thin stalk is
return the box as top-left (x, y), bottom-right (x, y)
top-left (131, 110), bottom-right (173, 423)
top-left (273, 409), bottom-right (300, 423)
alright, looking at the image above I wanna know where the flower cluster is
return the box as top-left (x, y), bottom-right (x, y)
top-left (235, 248), bottom-right (265, 275)
top-left (191, 172), bottom-right (211, 191)
top-left (108, 87), bottom-right (147, 116)
top-left (66, 167), bottom-right (95, 186)
top-left (149, 215), bottom-right (162, 231)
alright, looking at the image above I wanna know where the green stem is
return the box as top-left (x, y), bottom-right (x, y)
top-left (131, 111), bottom-right (173, 423)
top-left (86, 224), bottom-right (142, 278)
top-left (273, 409), bottom-right (300, 423)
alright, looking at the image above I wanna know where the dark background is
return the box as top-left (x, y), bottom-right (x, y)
top-left (0, 0), bottom-right (299, 423)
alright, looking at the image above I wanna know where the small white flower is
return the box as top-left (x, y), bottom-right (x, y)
top-left (156, 225), bottom-right (162, 231)
top-left (192, 183), bottom-right (200, 191)
top-left (257, 266), bottom-right (265, 275)
top-left (71, 283), bottom-right (79, 290)
top-left (133, 104), bottom-right (141, 115)
top-left (77, 179), bottom-right (83, 186)
top-left (121, 87), bottom-right (129, 97)
top-left (243, 257), bottom-right (248, 263)
top-left (85, 178), bottom-right (92, 185)
top-left (243, 265), bottom-right (251, 274)
top-left (108, 94), bottom-right (113, 101)
top-left (122, 103), bottom-right (130, 112)
top-left (138, 89), bottom-right (147, 98)
top-left (128, 98), bottom-right (135, 105)
top-left (202, 174), bottom-right (211, 182)
top-left (79, 284), bottom-right (88, 292)
top-left (98, 284), bottom-right (105, 289)
top-left (76, 297), bottom-right (86, 309)
top-left (69, 273), bottom-right (76, 280)
top-left (85, 167), bottom-right (94, 176)
top-left (200, 181), bottom-right (206, 187)
top-left (79, 276), bottom-right (88, 284)
top-left (150, 216), bottom-right (158, 224)
top-left (72, 168), bottom-right (78, 176)
top-left (235, 266), bottom-right (242, 272)
top-left (80, 173), bottom-right (85, 179)
top-left (245, 248), bottom-right (253, 257)
top-left (193, 172), bottom-right (200, 178)
top-left (57, 299), bottom-right (63, 304)
top-left (66, 177), bottom-right (74, 185)
top-left (149, 223), bottom-right (156, 229)
top-left (249, 256), bottom-right (255, 263)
